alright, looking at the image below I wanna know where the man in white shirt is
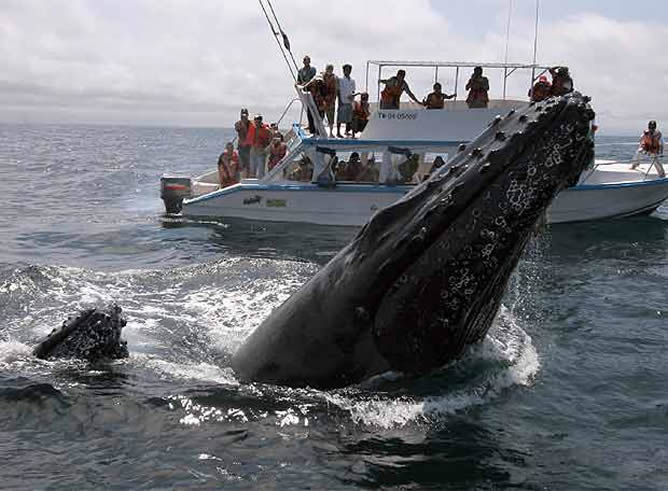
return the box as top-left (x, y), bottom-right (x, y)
top-left (336, 64), bottom-right (356, 138)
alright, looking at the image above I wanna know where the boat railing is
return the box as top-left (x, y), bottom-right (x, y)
top-left (590, 155), bottom-right (665, 180)
top-left (364, 59), bottom-right (556, 103)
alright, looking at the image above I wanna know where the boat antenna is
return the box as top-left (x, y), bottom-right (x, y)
top-left (504, 0), bottom-right (513, 65)
top-left (265, 0), bottom-right (300, 73)
top-left (258, 0), bottom-right (298, 82)
top-left (530, 0), bottom-right (540, 83)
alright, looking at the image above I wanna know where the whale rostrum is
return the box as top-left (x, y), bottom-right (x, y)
top-left (33, 304), bottom-right (128, 361)
top-left (231, 93), bottom-right (596, 389)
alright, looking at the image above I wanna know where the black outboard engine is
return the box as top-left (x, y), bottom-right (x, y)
top-left (160, 176), bottom-right (192, 214)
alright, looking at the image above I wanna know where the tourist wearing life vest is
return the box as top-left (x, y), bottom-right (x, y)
top-left (218, 142), bottom-right (239, 189)
top-left (351, 92), bottom-right (370, 137)
top-left (267, 136), bottom-right (287, 171)
top-left (465, 67), bottom-right (490, 109)
top-left (245, 114), bottom-right (273, 178)
top-left (423, 82), bottom-right (456, 109)
top-left (632, 120), bottom-right (665, 177)
top-left (321, 64), bottom-right (339, 137)
top-left (529, 75), bottom-right (552, 102)
top-left (379, 70), bottom-right (424, 109)
top-left (549, 66), bottom-right (574, 96)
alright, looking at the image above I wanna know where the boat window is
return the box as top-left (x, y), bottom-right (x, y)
top-left (283, 152), bottom-right (314, 182)
top-left (335, 151), bottom-right (380, 183)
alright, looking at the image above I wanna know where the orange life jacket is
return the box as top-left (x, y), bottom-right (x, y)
top-left (641, 131), bottom-right (661, 154)
top-left (218, 150), bottom-right (239, 187)
top-left (353, 101), bottom-right (370, 120)
top-left (380, 78), bottom-right (403, 107)
top-left (529, 81), bottom-right (551, 102)
top-left (267, 143), bottom-right (287, 170)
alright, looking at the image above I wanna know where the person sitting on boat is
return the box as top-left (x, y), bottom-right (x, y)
top-left (632, 120), bottom-right (665, 176)
top-left (336, 64), bottom-right (356, 138)
top-left (528, 75), bottom-right (552, 102)
top-left (217, 142), bottom-right (239, 189)
top-left (343, 152), bottom-right (362, 180)
top-left (298, 55), bottom-right (317, 134)
top-left (549, 66), bottom-right (573, 96)
top-left (423, 82), bottom-right (455, 109)
top-left (267, 136), bottom-right (287, 171)
top-left (245, 114), bottom-right (273, 178)
top-left (234, 108), bottom-right (251, 178)
top-left (465, 66), bottom-right (490, 109)
top-left (427, 155), bottom-right (446, 177)
top-left (379, 70), bottom-right (424, 109)
top-left (351, 92), bottom-right (370, 138)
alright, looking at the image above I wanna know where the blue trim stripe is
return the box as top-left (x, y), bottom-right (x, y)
top-left (186, 182), bottom-right (412, 204)
top-left (300, 137), bottom-right (464, 147)
top-left (571, 177), bottom-right (668, 191)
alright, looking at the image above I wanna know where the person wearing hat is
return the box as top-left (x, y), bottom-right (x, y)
top-left (245, 114), bottom-right (273, 178)
top-left (549, 66), bottom-right (574, 96)
top-left (234, 108), bottom-right (252, 177)
top-left (528, 75), bottom-right (552, 102)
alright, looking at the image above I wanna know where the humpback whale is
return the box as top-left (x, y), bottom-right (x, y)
top-left (33, 304), bottom-right (129, 361)
top-left (232, 93), bottom-right (596, 389)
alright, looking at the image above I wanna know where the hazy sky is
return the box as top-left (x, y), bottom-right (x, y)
top-left (2, 0), bottom-right (667, 134)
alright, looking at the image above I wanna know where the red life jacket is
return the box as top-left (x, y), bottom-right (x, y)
top-left (353, 101), bottom-right (370, 120)
top-left (380, 78), bottom-right (403, 107)
top-left (267, 143), bottom-right (287, 170)
top-left (529, 81), bottom-right (551, 102)
top-left (641, 131), bottom-right (661, 154)
top-left (246, 123), bottom-right (272, 149)
top-left (218, 150), bottom-right (239, 187)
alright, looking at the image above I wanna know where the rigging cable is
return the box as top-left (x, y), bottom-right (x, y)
top-left (265, 0), bottom-right (300, 73)
top-left (258, 0), bottom-right (298, 82)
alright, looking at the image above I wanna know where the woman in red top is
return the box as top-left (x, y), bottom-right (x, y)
top-left (218, 142), bottom-right (239, 188)
top-left (267, 136), bottom-right (287, 171)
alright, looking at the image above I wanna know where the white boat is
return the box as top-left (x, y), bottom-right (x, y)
top-left (160, 60), bottom-right (668, 226)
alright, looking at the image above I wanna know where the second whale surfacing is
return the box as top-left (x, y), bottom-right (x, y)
top-left (232, 93), bottom-right (596, 389)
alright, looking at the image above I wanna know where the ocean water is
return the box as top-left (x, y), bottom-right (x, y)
top-left (0, 123), bottom-right (666, 490)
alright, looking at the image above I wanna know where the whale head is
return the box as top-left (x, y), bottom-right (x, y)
top-left (233, 92), bottom-right (596, 388)
top-left (33, 304), bottom-right (129, 361)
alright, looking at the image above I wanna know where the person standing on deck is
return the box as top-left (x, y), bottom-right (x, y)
top-left (322, 64), bottom-right (338, 137)
top-left (423, 82), bottom-right (456, 109)
top-left (336, 64), bottom-right (356, 137)
top-left (379, 70), bottom-right (424, 109)
top-left (234, 108), bottom-right (251, 177)
top-left (245, 115), bottom-right (273, 179)
top-left (297, 55), bottom-right (317, 134)
top-left (549, 66), bottom-right (574, 96)
top-left (465, 66), bottom-right (489, 108)
top-left (528, 75), bottom-right (552, 102)
top-left (632, 120), bottom-right (665, 177)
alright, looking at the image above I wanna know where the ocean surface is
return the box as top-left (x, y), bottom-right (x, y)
top-left (0, 123), bottom-right (666, 490)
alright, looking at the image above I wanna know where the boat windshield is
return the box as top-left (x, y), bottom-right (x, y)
top-left (274, 148), bottom-right (450, 185)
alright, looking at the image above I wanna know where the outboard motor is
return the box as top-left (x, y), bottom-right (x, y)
top-left (160, 176), bottom-right (192, 214)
